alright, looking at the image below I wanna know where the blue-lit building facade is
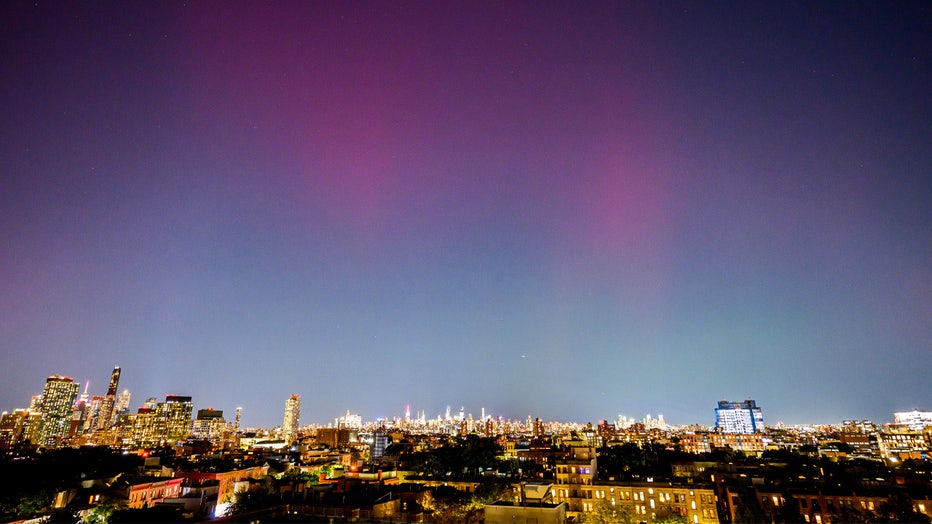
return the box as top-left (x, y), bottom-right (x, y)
top-left (715, 399), bottom-right (764, 433)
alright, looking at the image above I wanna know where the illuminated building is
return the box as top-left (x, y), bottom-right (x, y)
top-left (176, 466), bottom-right (268, 518)
top-left (192, 408), bottom-right (226, 447)
top-left (558, 482), bottom-right (718, 524)
top-left (485, 482), bottom-right (567, 524)
top-left (679, 431), bottom-right (767, 454)
top-left (283, 394), bottom-right (300, 443)
top-left (82, 395), bottom-right (104, 434)
top-left (154, 395), bottom-right (193, 444)
top-left (127, 478), bottom-right (183, 509)
top-left (96, 366), bottom-right (121, 431)
top-left (371, 430), bottom-right (389, 460)
top-left (337, 410), bottom-right (362, 428)
top-left (553, 441), bottom-right (597, 517)
top-left (715, 399), bottom-right (764, 434)
top-left (118, 408), bottom-right (156, 447)
top-left (317, 427), bottom-right (358, 448)
top-left (877, 427), bottom-right (928, 460)
top-left (893, 409), bottom-right (932, 431)
top-left (0, 410), bottom-right (28, 448)
top-left (114, 389), bottom-right (131, 420)
top-left (36, 375), bottom-right (80, 446)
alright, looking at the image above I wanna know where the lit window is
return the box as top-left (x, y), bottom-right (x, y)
top-left (692, 501), bottom-right (696, 510)
top-left (694, 516), bottom-right (699, 524)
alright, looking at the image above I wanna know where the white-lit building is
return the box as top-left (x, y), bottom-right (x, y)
top-left (715, 399), bottom-right (764, 434)
top-left (283, 394), bottom-right (301, 443)
top-left (893, 410), bottom-right (932, 431)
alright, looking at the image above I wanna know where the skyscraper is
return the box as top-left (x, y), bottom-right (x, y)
top-left (97, 366), bottom-right (121, 431)
top-left (37, 375), bottom-right (80, 446)
top-left (114, 389), bottom-right (131, 421)
top-left (283, 394), bottom-right (300, 443)
top-left (153, 395), bottom-right (193, 444)
top-left (715, 399), bottom-right (765, 433)
top-left (106, 366), bottom-right (121, 396)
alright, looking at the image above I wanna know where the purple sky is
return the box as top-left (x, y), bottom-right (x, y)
top-left (2, 2), bottom-right (930, 428)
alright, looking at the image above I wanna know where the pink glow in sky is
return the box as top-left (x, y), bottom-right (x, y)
top-left (1, 2), bottom-right (930, 427)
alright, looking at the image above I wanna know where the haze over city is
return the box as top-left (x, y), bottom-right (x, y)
top-left (1, 2), bottom-right (929, 429)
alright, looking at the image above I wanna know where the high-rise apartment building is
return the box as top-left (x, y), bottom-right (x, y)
top-left (0, 411), bottom-right (27, 449)
top-left (371, 430), bottom-right (390, 460)
top-left (283, 394), bottom-right (300, 443)
top-left (153, 395), bottom-right (193, 444)
top-left (192, 408), bottom-right (226, 447)
top-left (37, 375), bottom-right (80, 446)
top-left (715, 399), bottom-right (764, 433)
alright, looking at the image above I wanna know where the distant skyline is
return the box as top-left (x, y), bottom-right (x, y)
top-left (2, 2), bottom-right (930, 429)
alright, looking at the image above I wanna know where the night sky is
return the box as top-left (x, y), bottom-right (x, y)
top-left (2, 2), bottom-right (930, 429)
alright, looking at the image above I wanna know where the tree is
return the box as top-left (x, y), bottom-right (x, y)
top-left (461, 435), bottom-right (502, 476)
top-left (582, 498), bottom-right (636, 524)
top-left (876, 491), bottom-right (931, 523)
top-left (654, 504), bottom-right (688, 524)
top-left (15, 490), bottom-right (51, 518)
top-left (81, 500), bottom-right (128, 524)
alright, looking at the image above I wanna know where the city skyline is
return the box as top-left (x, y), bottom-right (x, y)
top-left (2, 3), bottom-right (930, 429)
top-left (4, 364), bottom-right (927, 429)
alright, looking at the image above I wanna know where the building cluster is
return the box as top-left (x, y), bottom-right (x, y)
top-left (0, 367), bottom-right (246, 451)
top-left (2, 369), bottom-right (932, 524)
